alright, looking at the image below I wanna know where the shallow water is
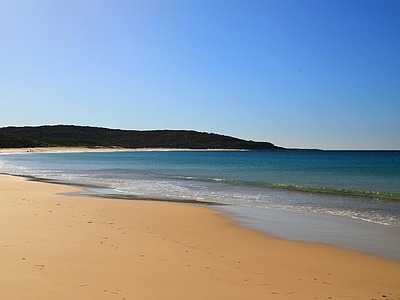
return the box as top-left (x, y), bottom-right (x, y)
top-left (220, 205), bottom-right (400, 262)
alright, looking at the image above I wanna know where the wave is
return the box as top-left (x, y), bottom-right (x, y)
top-left (261, 183), bottom-right (400, 201)
top-left (159, 174), bottom-right (400, 202)
top-left (3, 171), bottom-right (399, 226)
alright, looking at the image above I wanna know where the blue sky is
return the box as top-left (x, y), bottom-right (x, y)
top-left (1, 0), bottom-right (399, 149)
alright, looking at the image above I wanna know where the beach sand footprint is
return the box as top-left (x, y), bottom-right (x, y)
top-left (34, 264), bottom-right (45, 270)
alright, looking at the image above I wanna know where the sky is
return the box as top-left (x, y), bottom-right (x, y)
top-left (1, 0), bottom-right (399, 150)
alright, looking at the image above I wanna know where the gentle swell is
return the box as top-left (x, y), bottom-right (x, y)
top-left (163, 174), bottom-right (400, 202)
top-left (262, 183), bottom-right (400, 201)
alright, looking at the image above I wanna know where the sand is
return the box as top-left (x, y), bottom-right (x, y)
top-left (1, 174), bottom-right (400, 300)
top-left (0, 147), bottom-right (130, 154)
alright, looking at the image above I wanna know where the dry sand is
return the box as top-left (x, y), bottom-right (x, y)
top-left (1, 174), bottom-right (400, 300)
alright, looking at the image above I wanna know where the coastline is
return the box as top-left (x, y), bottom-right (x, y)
top-left (0, 147), bottom-right (248, 154)
top-left (1, 174), bottom-right (400, 299)
top-left (0, 147), bottom-right (134, 154)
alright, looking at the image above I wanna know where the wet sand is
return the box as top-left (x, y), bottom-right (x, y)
top-left (222, 205), bottom-right (400, 262)
top-left (1, 174), bottom-right (400, 299)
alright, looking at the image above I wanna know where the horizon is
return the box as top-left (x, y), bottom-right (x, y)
top-left (1, 1), bottom-right (399, 150)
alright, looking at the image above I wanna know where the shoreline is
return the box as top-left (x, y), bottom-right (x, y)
top-left (221, 205), bottom-right (400, 262)
top-left (1, 148), bottom-right (399, 261)
top-left (0, 147), bottom-right (141, 154)
top-left (0, 147), bottom-right (252, 154)
top-left (1, 174), bottom-right (400, 299)
top-left (1, 146), bottom-right (399, 154)
top-left (8, 173), bottom-right (400, 262)
top-left (1, 150), bottom-right (400, 261)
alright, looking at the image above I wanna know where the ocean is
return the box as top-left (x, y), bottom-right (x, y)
top-left (1, 150), bottom-right (399, 260)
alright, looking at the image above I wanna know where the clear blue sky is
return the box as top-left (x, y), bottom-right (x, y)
top-left (1, 0), bottom-right (399, 149)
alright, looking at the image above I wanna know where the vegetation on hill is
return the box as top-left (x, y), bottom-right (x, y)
top-left (0, 125), bottom-right (284, 150)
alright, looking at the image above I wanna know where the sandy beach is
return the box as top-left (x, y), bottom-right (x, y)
top-left (1, 174), bottom-right (400, 299)
top-left (0, 147), bottom-right (130, 154)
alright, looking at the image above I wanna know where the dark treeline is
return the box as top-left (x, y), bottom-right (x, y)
top-left (0, 125), bottom-right (285, 150)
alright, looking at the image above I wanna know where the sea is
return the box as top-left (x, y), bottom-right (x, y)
top-left (1, 150), bottom-right (399, 261)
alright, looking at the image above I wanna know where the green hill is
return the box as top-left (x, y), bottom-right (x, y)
top-left (0, 125), bottom-right (284, 150)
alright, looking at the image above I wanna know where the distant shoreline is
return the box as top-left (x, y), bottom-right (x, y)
top-left (0, 146), bottom-right (131, 154)
top-left (1, 146), bottom-right (399, 154)
top-left (0, 147), bottom-right (264, 154)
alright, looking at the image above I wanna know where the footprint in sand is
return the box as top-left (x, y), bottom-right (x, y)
top-left (35, 264), bottom-right (45, 270)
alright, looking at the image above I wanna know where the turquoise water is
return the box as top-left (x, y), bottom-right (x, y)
top-left (1, 150), bottom-right (399, 225)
